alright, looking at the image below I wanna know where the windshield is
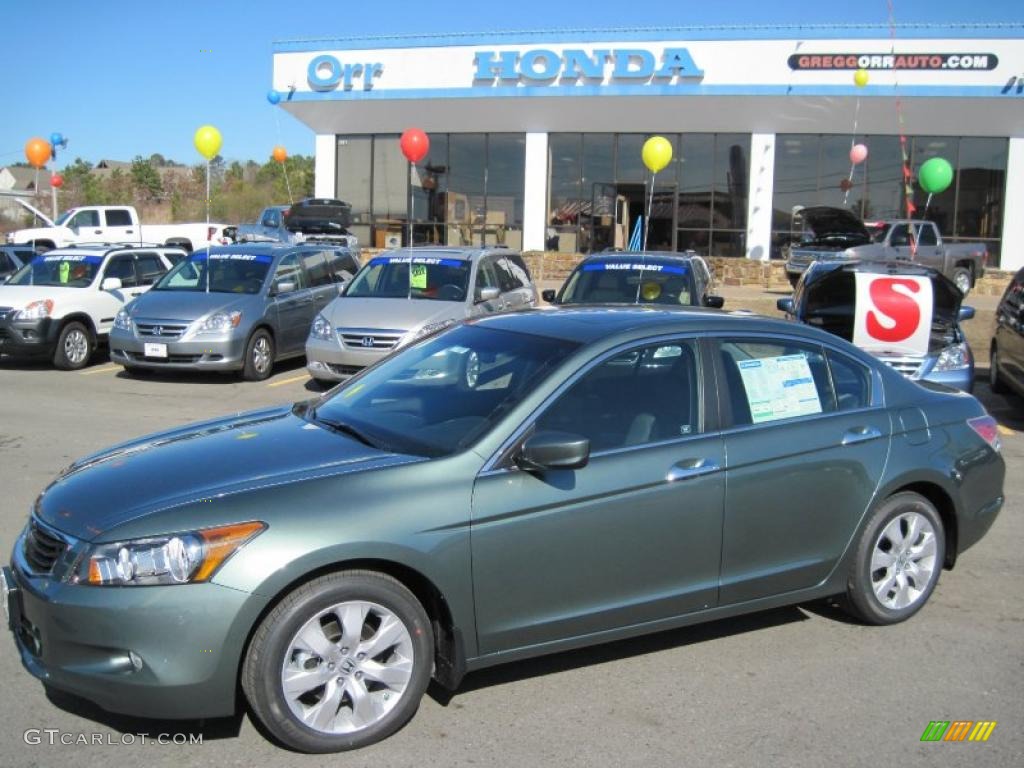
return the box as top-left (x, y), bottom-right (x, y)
top-left (153, 251), bottom-right (271, 294)
top-left (311, 324), bottom-right (579, 458)
top-left (344, 256), bottom-right (471, 302)
top-left (7, 253), bottom-right (102, 287)
top-left (560, 260), bottom-right (698, 306)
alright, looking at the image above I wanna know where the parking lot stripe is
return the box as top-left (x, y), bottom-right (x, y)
top-left (267, 373), bottom-right (310, 388)
top-left (997, 425), bottom-right (1016, 437)
top-left (80, 365), bottom-right (120, 376)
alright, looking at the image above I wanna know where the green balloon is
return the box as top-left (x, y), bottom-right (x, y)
top-left (919, 157), bottom-right (954, 194)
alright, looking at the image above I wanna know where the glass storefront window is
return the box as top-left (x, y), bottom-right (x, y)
top-left (955, 138), bottom-right (1006, 260)
top-left (372, 134), bottom-right (406, 247)
top-left (548, 133), bottom-right (582, 252)
top-left (448, 134), bottom-right (487, 246)
top-left (412, 134), bottom-right (449, 246)
top-left (486, 134), bottom-right (526, 251)
top-left (336, 136), bottom-right (372, 248)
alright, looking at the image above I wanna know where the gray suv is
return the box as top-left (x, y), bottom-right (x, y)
top-left (110, 243), bottom-right (360, 380)
top-left (306, 247), bottom-right (537, 384)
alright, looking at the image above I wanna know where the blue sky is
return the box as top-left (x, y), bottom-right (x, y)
top-left (2, 0), bottom-right (1020, 168)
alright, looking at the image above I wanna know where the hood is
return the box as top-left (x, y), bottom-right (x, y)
top-left (799, 264), bottom-right (963, 351)
top-left (322, 296), bottom-right (464, 331)
top-left (125, 289), bottom-right (256, 321)
top-left (0, 283), bottom-right (92, 310)
top-left (798, 207), bottom-right (871, 242)
top-left (35, 405), bottom-right (410, 541)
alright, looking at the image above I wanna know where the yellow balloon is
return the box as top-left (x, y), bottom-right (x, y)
top-left (193, 125), bottom-right (223, 160)
top-left (853, 68), bottom-right (869, 87)
top-left (642, 136), bottom-right (673, 174)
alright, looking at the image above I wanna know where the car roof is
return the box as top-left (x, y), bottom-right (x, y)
top-left (473, 306), bottom-right (838, 346)
top-left (40, 244), bottom-right (180, 257)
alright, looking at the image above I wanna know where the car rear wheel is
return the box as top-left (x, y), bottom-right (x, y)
top-left (242, 571), bottom-right (433, 753)
top-left (989, 344), bottom-right (1006, 394)
top-left (952, 267), bottom-right (972, 295)
top-left (53, 321), bottom-right (92, 370)
top-left (242, 329), bottom-right (275, 381)
top-left (843, 492), bottom-right (944, 625)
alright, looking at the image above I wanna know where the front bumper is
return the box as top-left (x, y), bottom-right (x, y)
top-left (305, 335), bottom-right (392, 381)
top-left (4, 529), bottom-right (266, 720)
top-left (0, 314), bottom-right (58, 357)
top-left (110, 327), bottom-right (248, 372)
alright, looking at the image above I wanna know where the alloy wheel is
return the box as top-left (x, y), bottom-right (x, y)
top-left (870, 511), bottom-right (938, 610)
top-left (253, 336), bottom-right (271, 374)
top-left (64, 329), bottom-right (89, 365)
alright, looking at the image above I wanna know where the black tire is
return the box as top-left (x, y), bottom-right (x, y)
top-left (122, 365), bottom-right (150, 377)
top-left (952, 266), bottom-right (972, 296)
top-left (242, 570), bottom-right (433, 753)
top-left (52, 321), bottom-right (93, 370)
top-left (843, 492), bottom-right (945, 625)
top-left (787, 274), bottom-right (800, 288)
top-left (312, 377), bottom-right (335, 390)
top-left (242, 328), bottom-right (275, 381)
top-left (989, 343), bottom-right (1006, 394)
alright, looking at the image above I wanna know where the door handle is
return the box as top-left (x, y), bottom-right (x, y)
top-left (93, 229), bottom-right (103, 234)
top-left (666, 458), bottom-right (720, 482)
top-left (842, 426), bottom-right (882, 445)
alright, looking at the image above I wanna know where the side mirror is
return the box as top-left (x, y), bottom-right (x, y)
top-left (274, 280), bottom-right (296, 295)
top-left (476, 286), bottom-right (500, 303)
top-left (958, 306), bottom-right (976, 322)
top-left (516, 431), bottom-right (590, 471)
top-left (541, 289), bottom-right (557, 303)
top-left (776, 297), bottom-right (795, 314)
top-left (101, 277), bottom-right (122, 291)
top-left (704, 295), bottom-right (725, 309)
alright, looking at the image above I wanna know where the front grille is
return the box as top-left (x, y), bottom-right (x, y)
top-left (881, 355), bottom-right (924, 378)
top-left (23, 518), bottom-right (68, 574)
top-left (135, 320), bottom-right (190, 340)
top-left (328, 363), bottom-right (365, 377)
top-left (338, 328), bottom-right (404, 351)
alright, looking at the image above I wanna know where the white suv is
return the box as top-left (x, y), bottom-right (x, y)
top-left (0, 244), bottom-right (183, 369)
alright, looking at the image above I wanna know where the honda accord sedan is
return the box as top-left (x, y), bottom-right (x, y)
top-left (2, 308), bottom-right (1004, 752)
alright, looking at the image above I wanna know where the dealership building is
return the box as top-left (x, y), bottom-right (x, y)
top-left (272, 24), bottom-right (1024, 268)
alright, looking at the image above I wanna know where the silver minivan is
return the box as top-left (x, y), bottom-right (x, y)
top-left (306, 247), bottom-right (537, 384)
top-left (111, 243), bottom-right (360, 380)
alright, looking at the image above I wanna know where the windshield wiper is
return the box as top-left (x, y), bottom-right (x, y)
top-left (309, 409), bottom-right (379, 449)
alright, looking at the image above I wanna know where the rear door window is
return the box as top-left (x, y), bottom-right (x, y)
top-left (301, 250), bottom-right (331, 287)
top-left (104, 254), bottom-right (139, 287)
top-left (915, 224), bottom-right (938, 246)
top-left (273, 253), bottom-right (307, 291)
top-left (135, 253), bottom-right (167, 286)
top-left (105, 209), bottom-right (134, 227)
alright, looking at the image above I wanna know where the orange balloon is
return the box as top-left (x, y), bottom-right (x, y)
top-left (25, 137), bottom-right (52, 169)
top-left (272, 146), bottom-right (287, 163)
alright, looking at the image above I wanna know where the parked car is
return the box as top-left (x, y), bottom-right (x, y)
top-left (0, 245), bottom-right (184, 369)
top-left (7, 201), bottom-right (228, 254)
top-left (784, 207), bottom-right (987, 294)
top-left (777, 260), bottom-right (976, 392)
top-left (305, 247), bottom-right (537, 385)
top-left (3, 307), bottom-right (1004, 752)
top-left (110, 243), bottom-right (360, 380)
top-left (0, 244), bottom-right (33, 283)
top-left (543, 251), bottom-right (724, 308)
top-left (989, 265), bottom-right (1024, 399)
top-left (237, 199), bottom-right (359, 255)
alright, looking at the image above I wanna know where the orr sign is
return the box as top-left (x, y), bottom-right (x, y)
top-left (473, 48), bottom-right (704, 84)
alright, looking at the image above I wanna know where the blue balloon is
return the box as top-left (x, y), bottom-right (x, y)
top-left (50, 132), bottom-right (64, 147)
top-left (266, 89), bottom-right (281, 105)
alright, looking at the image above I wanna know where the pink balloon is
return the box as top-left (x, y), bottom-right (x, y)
top-left (850, 144), bottom-right (869, 165)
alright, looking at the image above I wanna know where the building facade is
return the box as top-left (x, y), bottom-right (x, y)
top-left (272, 25), bottom-right (1024, 268)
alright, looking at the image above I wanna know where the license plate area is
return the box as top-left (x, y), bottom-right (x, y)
top-left (144, 342), bottom-right (168, 358)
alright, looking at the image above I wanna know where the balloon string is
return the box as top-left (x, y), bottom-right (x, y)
top-left (643, 172), bottom-right (656, 251)
top-left (280, 160), bottom-right (294, 204)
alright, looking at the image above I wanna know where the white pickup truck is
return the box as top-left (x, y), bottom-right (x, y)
top-left (7, 201), bottom-right (228, 254)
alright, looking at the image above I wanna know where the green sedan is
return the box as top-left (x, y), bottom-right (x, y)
top-left (3, 307), bottom-right (1005, 752)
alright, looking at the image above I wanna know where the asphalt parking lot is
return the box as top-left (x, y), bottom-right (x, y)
top-left (0, 312), bottom-right (1021, 767)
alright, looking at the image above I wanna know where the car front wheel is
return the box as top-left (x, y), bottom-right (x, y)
top-left (843, 492), bottom-right (945, 625)
top-left (242, 571), bottom-right (433, 753)
top-left (53, 321), bottom-right (92, 370)
top-left (242, 328), bottom-right (275, 381)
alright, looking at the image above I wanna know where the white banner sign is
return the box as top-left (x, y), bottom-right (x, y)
top-left (853, 273), bottom-right (933, 357)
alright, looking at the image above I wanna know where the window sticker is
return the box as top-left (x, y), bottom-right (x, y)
top-left (410, 263), bottom-right (427, 289)
top-left (852, 273), bottom-right (933, 357)
top-left (581, 262), bottom-right (688, 275)
top-left (737, 354), bottom-right (822, 424)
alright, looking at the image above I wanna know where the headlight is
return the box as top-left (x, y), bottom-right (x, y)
top-left (196, 310), bottom-right (242, 334)
top-left (310, 313), bottom-right (333, 341)
top-left (15, 299), bottom-right (53, 320)
top-left (398, 318), bottom-right (457, 348)
top-left (113, 309), bottom-right (132, 331)
top-left (934, 342), bottom-right (971, 372)
top-left (72, 521), bottom-right (265, 586)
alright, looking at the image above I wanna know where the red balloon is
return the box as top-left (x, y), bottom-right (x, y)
top-left (400, 128), bottom-right (429, 164)
top-left (24, 137), bottom-right (52, 169)
top-left (50, 172), bottom-right (64, 189)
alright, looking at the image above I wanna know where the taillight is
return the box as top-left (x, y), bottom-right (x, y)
top-left (967, 415), bottom-right (1001, 452)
